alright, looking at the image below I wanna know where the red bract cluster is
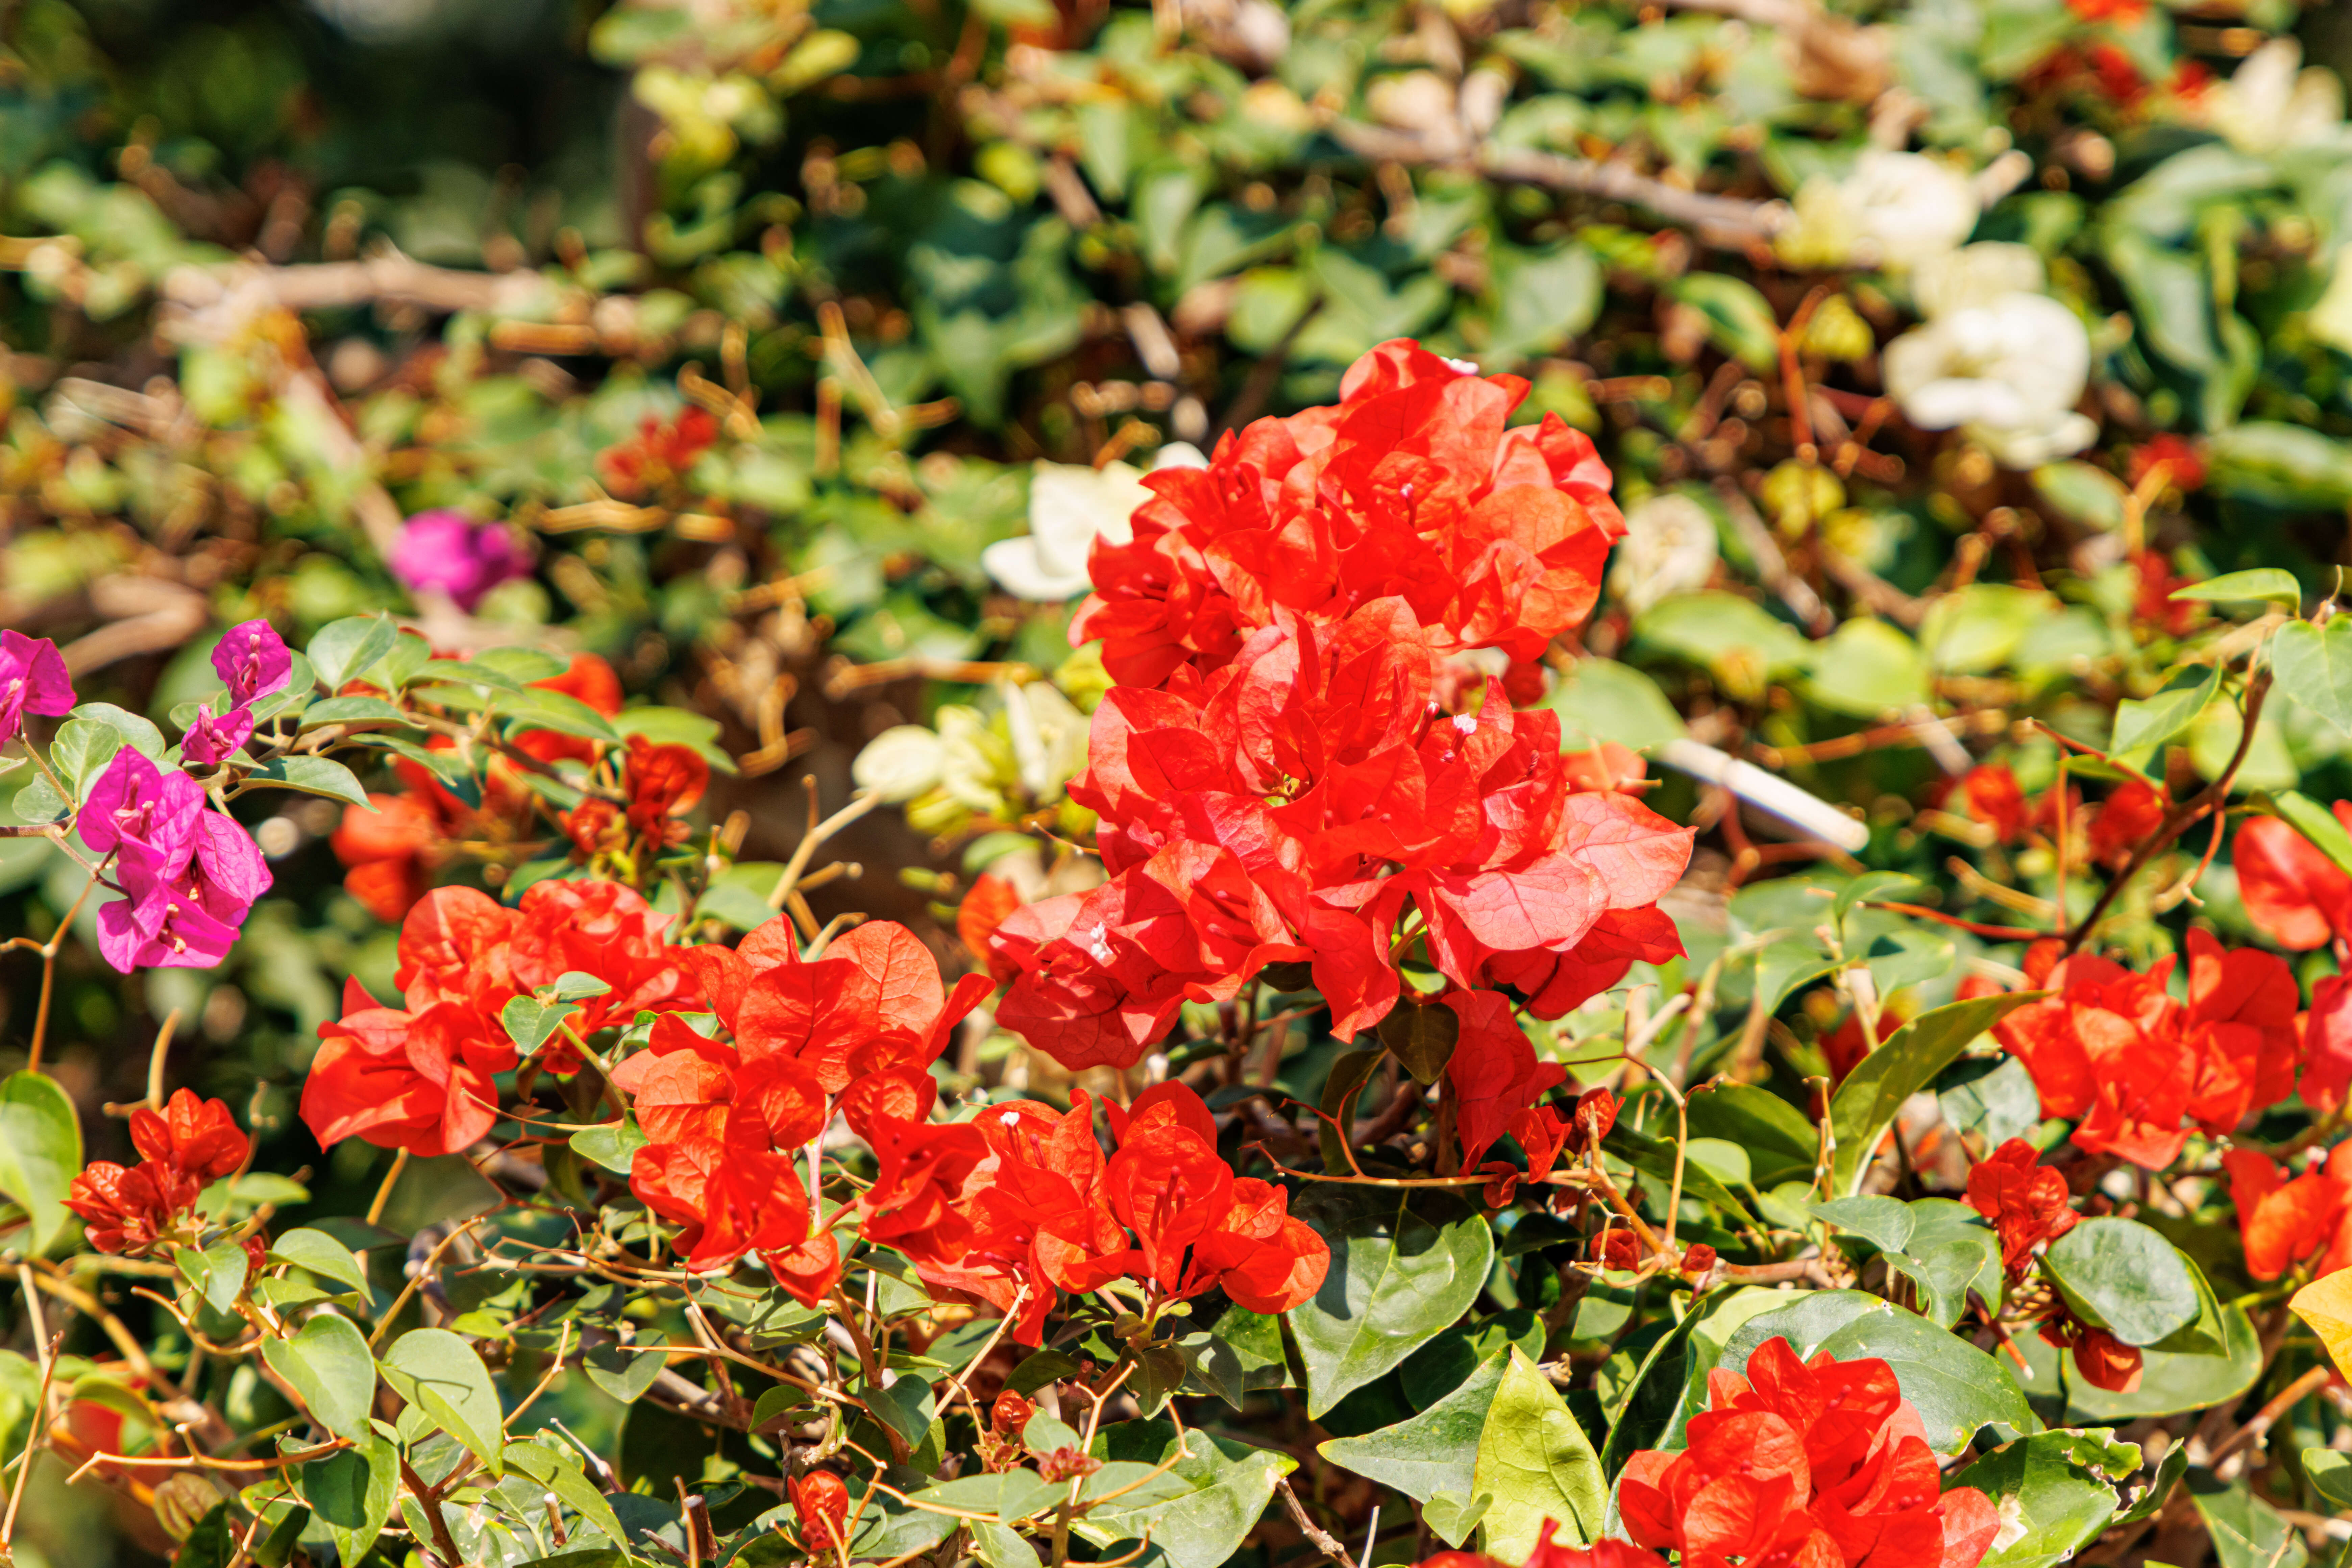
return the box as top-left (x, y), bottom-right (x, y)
top-left (1618, 1337), bottom-right (1999, 1568)
top-left (332, 654), bottom-right (627, 921)
top-left (614, 916), bottom-right (991, 1303)
top-left (1964, 1138), bottom-right (2076, 1278)
top-left (2225, 1144), bottom-right (2352, 1282)
top-left (301, 880), bottom-right (697, 1156)
top-left (861, 1081), bottom-right (1327, 1343)
top-left (599, 407), bottom-right (719, 498)
top-left (991, 344), bottom-right (1692, 1172)
top-left (1993, 930), bottom-right (2299, 1168)
top-left (1073, 340), bottom-right (1627, 688)
top-left (1419, 1523), bottom-right (1667, 1568)
top-left (65, 1091), bottom-right (248, 1254)
top-left (2237, 805), bottom-right (2352, 953)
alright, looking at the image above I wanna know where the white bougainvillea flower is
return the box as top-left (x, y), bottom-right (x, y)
top-left (1884, 244), bottom-right (2097, 470)
top-left (1779, 150), bottom-right (1979, 270)
top-left (852, 725), bottom-right (947, 803)
top-left (982, 443), bottom-right (1207, 602)
top-left (2199, 39), bottom-right (2345, 155)
top-left (1608, 492), bottom-right (1720, 614)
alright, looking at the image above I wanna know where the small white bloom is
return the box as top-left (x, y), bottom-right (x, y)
top-left (2201, 39), bottom-right (2345, 155)
top-left (1884, 243), bottom-right (2097, 470)
top-left (1002, 679), bottom-right (1092, 803)
top-left (980, 444), bottom-right (1206, 602)
top-left (1607, 492), bottom-right (1720, 615)
top-left (852, 725), bottom-right (947, 803)
top-left (1442, 356), bottom-right (1480, 376)
top-left (1780, 151), bottom-right (1979, 271)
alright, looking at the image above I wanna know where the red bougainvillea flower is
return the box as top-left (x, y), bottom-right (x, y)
top-left (563, 735), bottom-right (710, 864)
top-left (1820, 1009), bottom-right (1896, 1087)
top-left (994, 605), bottom-right (1689, 1068)
top-left (1618, 1337), bottom-right (2000, 1568)
top-left (1965, 1137), bottom-right (2077, 1279)
top-left (1106, 1083), bottom-right (1329, 1312)
top-left (2129, 435), bottom-right (2205, 496)
top-left (788, 1470), bottom-right (851, 1551)
top-left (2304, 978), bottom-right (2352, 1116)
top-left (2129, 552), bottom-right (2202, 639)
top-left (1447, 988), bottom-right (1566, 1170)
top-left (599, 407), bottom-right (719, 498)
top-left (302, 978), bottom-right (516, 1157)
top-left (958, 873), bottom-right (1024, 982)
top-left (1073, 340), bottom-right (1625, 689)
top-left (1994, 931), bottom-right (2299, 1168)
top-left (1955, 764), bottom-right (2028, 843)
top-left (2086, 780), bottom-right (2166, 869)
top-left (2065, 0), bottom-right (2146, 23)
top-left (2236, 807), bottom-right (2352, 951)
top-left (66, 1091), bottom-right (249, 1255)
top-left (1415, 1521), bottom-right (1669, 1568)
top-left (2224, 1144), bottom-right (2352, 1282)
top-left (861, 1082), bottom-right (1324, 1345)
top-left (2038, 1310), bottom-right (2142, 1394)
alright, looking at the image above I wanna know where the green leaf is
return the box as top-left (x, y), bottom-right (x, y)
top-left (1289, 1187), bottom-right (1494, 1418)
top-left (2207, 421), bottom-right (2352, 509)
top-left (1420, 1492), bottom-right (1492, 1548)
top-left (1949, 1430), bottom-right (2128, 1568)
top-left (1539, 658), bottom-right (1686, 750)
top-left (570, 1120), bottom-right (647, 1174)
top-left (261, 1313), bottom-right (378, 1441)
top-left (302, 1432), bottom-right (399, 1568)
top-left (1681, 1082), bottom-right (1817, 1189)
top-left (2110, 665), bottom-right (2221, 760)
top-left (1919, 584), bottom-right (2055, 675)
top-left (1900, 1199), bottom-right (2004, 1319)
top-left (864, 1375), bottom-right (937, 1450)
top-left (66, 702), bottom-right (165, 759)
top-left (1722, 1292), bottom-right (2030, 1453)
top-left (499, 689), bottom-right (622, 743)
top-left (1470, 1350), bottom-right (1605, 1557)
top-left (1602, 1120), bottom-right (1756, 1224)
top-left (381, 1328), bottom-right (506, 1477)
top-left (51, 719), bottom-right (123, 795)
top-left (298, 696), bottom-right (407, 728)
top-left (269, 1228), bottom-right (370, 1298)
top-left (2189, 1472), bottom-right (2310, 1568)
top-left (174, 1238), bottom-right (250, 1317)
top-left (1075, 1421), bottom-right (1294, 1568)
top-left (2031, 461), bottom-right (2129, 531)
top-left (2170, 568), bottom-right (2302, 607)
top-left (1669, 274), bottom-right (1780, 372)
top-left (0, 1070), bottom-right (82, 1252)
top-left (506, 1439), bottom-right (630, 1549)
top-left (971, 1521), bottom-right (1037, 1568)
top-left (502, 997), bottom-right (572, 1058)
top-left (1007, 1349), bottom-right (1082, 1397)
top-left (913, 1467), bottom-right (1060, 1525)
top-left (2043, 1218), bottom-right (2200, 1347)
top-left (307, 616), bottom-right (400, 693)
top-left (1319, 1351), bottom-right (1505, 1508)
top-left (582, 1341), bottom-right (665, 1404)
top-left (1809, 1196), bottom-right (1914, 1253)
top-left (1829, 993), bottom-right (2043, 1197)
top-left (1939, 1058), bottom-right (2044, 1152)
top-left (2308, 1448), bottom-right (2352, 1512)
top-left (1484, 244), bottom-right (1602, 368)
top-left (1803, 619), bottom-right (1928, 718)
top-left (846, 1476), bottom-right (957, 1560)
top-left (2272, 617), bottom-right (2352, 737)
top-left (245, 756), bottom-right (372, 808)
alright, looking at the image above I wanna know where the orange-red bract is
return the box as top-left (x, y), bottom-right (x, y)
top-left (1617, 1337), bottom-right (2000, 1568)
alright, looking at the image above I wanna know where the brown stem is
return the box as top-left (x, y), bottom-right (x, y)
top-left (2064, 670), bottom-right (2272, 954)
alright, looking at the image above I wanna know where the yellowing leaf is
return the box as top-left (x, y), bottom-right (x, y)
top-left (2292, 1268), bottom-right (2352, 1377)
